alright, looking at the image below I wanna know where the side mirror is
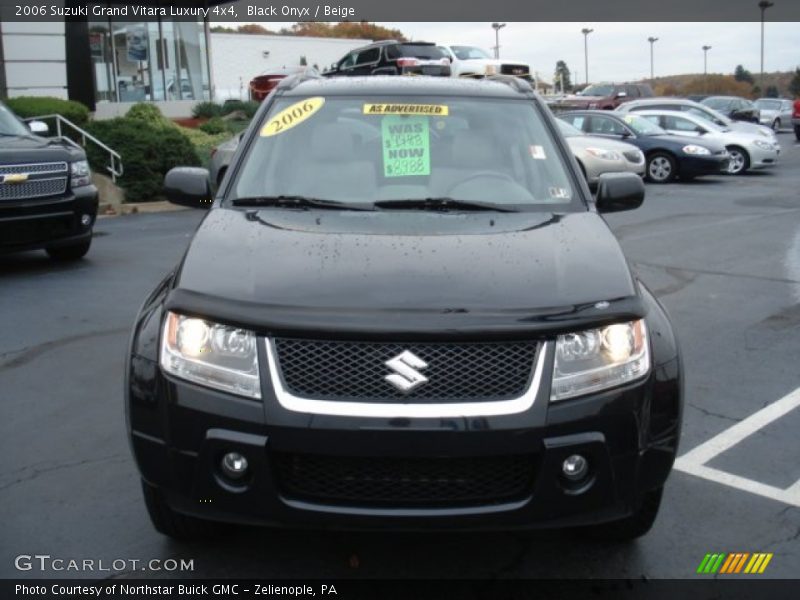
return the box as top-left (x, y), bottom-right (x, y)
top-left (695, 126), bottom-right (706, 134)
top-left (164, 167), bottom-right (212, 209)
top-left (595, 172), bottom-right (644, 213)
top-left (28, 120), bottom-right (49, 135)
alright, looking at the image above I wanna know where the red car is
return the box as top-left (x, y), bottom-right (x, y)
top-left (249, 67), bottom-right (307, 101)
top-left (793, 99), bottom-right (800, 141)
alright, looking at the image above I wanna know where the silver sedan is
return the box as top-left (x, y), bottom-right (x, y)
top-left (556, 119), bottom-right (645, 188)
top-left (754, 98), bottom-right (794, 132)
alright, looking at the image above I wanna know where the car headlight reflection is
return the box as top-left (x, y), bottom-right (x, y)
top-left (682, 145), bottom-right (711, 155)
top-left (160, 312), bottom-right (261, 399)
top-left (551, 319), bottom-right (650, 401)
top-left (70, 160), bottom-right (92, 187)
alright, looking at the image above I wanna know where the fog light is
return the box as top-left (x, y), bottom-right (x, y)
top-left (221, 452), bottom-right (249, 480)
top-left (80, 214), bottom-right (92, 227)
top-left (562, 454), bottom-right (589, 481)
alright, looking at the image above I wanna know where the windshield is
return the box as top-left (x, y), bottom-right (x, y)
top-left (619, 114), bottom-right (666, 136)
top-left (231, 95), bottom-right (579, 210)
top-left (703, 97), bottom-right (733, 110)
top-left (557, 120), bottom-right (583, 137)
top-left (755, 99), bottom-right (781, 111)
top-left (0, 102), bottom-right (33, 136)
top-left (581, 84), bottom-right (615, 97)
top-left (450, 46), bottom-right (492, 60)
top-left (685, 106), bottom-right (727, 127)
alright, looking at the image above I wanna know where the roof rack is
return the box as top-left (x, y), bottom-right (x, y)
top-left (485, 74), bottom-right (534, 94)
top-left (275, 68), bottom-right (323, 91)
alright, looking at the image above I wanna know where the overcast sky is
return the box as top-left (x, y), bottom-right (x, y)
top-left (256, 22), bottom-right (799, 83)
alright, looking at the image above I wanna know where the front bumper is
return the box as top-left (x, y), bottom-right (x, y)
top-left (0, 185), bottom-right (98, 254)
top-left (128, 337), bottom-right (682, 531)
top-left (680, 153), bottom-right (730, 177)
top-left (747, 143), bottom-right (780, 170)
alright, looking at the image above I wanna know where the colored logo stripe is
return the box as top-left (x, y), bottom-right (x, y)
top-left (697, 553), bottom-right (773, 574)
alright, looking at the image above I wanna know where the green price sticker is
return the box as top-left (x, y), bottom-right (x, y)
top-left (381, 115), bottom-right (431, 178)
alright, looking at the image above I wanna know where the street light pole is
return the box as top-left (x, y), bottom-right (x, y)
top-left (581, 28), bottom-right (593, 85)
top-left (647, 37), bottom-right (659, 80)
top-left (702, 45), bottom-right (712, 92)
top-left (759, 1), bottom-right (774, 88)
top-left (491, 22), bottom-right (506, 59)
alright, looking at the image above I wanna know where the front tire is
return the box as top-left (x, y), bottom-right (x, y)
top-left (794, 124), bottom-right (800, 142)
top-left (772, 118), bottom-right (781, 132)
top-left (46, 237), bottom-right (91, 261)
top-left (726, 146), bottom-right (750, 175)
top-left (141, 480), bottom-right (222, 540)
top-left (646, 152), bottom-right (676, 183)
top-left (582, 486), bottom-right (663, 541)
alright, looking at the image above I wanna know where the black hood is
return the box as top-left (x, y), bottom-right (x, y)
top-left (168, 208), bottom-right (642, 338)
top-left (0, 136), bottom-right (85, 164)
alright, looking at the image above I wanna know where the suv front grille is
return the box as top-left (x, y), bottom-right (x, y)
top-left (274, 453), bottom-right (536, 508)
top-left (273, 339), bottom-right (539, 402)
top-left (0, 162), bottom-right (68, 201)
top-left (501, 64), bottom-right (530, 76)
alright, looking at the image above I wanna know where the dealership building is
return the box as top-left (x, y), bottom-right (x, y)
top-left (0, 12), bottom-right (367, 118)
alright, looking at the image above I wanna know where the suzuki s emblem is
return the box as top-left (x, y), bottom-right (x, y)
top-left (1, 173), bottom-right (28, 184)
top-left (384, 350), bottom-right (428, 393)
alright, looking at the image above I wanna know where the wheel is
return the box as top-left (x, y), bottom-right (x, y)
top-left (141, 480), bottom-right (222, 540)
top-left (581, 486), bottom-right (663, 542)
top-left (46, 237), bottom-right (91, 261)
top-left (771, 118), bottom-right (781, 132)
top-left (645, 153), bottom-right (676, 183)
top-left (794, 124), bottom-right (800, 142)
top-left (725, 146), bottom-right (750, 175)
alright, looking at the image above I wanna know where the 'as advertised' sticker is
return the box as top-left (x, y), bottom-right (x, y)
top-left (381, 115), bottom-right (431, 177)
top-left (261, 97), bottom-right (325, 137)
top-left (364, 103), bottom-right (449, 116)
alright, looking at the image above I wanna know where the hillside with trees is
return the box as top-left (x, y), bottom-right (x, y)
top-left (649, 68), bottom-right (799, 98)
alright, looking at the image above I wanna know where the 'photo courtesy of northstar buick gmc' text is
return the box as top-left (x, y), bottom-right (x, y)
top-left (126, 74), bottom-right (682, 542)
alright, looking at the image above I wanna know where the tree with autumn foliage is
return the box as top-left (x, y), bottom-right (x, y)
top-left (282, 22), bottom-right (406, 40)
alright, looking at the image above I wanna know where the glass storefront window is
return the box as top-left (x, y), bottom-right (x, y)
top-left (90, 15), bottom-right (210, 105)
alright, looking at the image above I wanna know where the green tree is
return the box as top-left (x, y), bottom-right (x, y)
top-left (789, 68), bottom-right (800, 97)
top-left (554, 60), bottom-right (572, 92)
top-left (734, 64), bottom-right (754, 85)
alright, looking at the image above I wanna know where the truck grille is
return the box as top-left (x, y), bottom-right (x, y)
top-left (0, 162), bottom-right (68, 201)
top-left (273, 339), bottom-right (539, 402)
top-left (274, 452), bottom-right (536, 508)
top-left (501, 64), bottom-right (530, 76)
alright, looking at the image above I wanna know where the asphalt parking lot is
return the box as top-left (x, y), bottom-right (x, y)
top-left (1, 132), bottom-right (798, 580)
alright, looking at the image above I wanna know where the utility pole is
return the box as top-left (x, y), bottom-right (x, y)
top-left (759, 1), bottom-right (774, 88)
top-left (702, 44), bottom-right (712, 91)
top-left (491, 22), bottom-right (506, 59)
top-left (581, 28), bottom-right (593, 85)
top-left (647, 37), bottom-right (659, 80)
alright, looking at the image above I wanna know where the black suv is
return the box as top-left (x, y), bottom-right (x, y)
top-left (0, 101), bottom-right (98, 260)
top-left (127, 74), bottom-right (682, 542)
top-left (324, 40), bottom-right (451, 77)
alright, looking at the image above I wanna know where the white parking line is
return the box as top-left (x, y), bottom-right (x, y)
top-left (674, 386), bottom-right (800, 508)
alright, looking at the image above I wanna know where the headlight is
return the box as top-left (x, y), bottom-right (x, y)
top-left (484, 64), bottom-right (498, 75)
top-left (753, 140), bottom-right (773, 150)
top-left (682, 145), bottom-right (710, 155)
top-left (160, 312), bottom-right (261, 399)
top-left (70, 160), bottom-right (92, 187)
top-left (551, 320), bottom-right (649, 401)
top-left (586, 147), bottom-right (622, 160)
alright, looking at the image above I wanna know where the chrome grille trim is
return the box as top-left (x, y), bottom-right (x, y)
top-left (0, 177), bottom-right (68, 200)
top-left (0, 161), bottom-right (68, 175)
top-left (264, 339), bottom-right (550, 418)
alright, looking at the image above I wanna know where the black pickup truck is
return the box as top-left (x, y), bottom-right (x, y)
top-left (0, 100), bottom-right (98, 260)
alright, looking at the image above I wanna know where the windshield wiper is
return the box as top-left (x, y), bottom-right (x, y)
top-left (374, 197), bottom-right (516, 213)
top-left (231, 195), bottom-right (374, 211)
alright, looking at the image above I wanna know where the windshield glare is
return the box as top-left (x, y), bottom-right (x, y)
top-left (231, 95), bottom-right (578, 210)
top-left (450, 46), bottom-right (492, 60)
top-left (755, 99), bottom-right (781, 110)
top-left (581, 84), bottom-right (614, 96)
top-left (0, 103), bottom-right (33, 136)
top-left (620, 114), bottom-right (665, 135)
